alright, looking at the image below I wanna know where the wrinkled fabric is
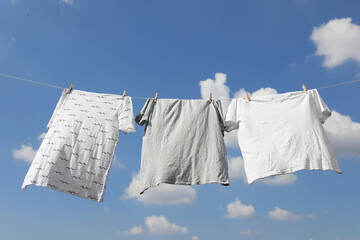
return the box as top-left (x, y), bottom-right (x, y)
top-left (22, 89), bottom-right (136, 202)
top-left (225, 89), bottom-right (342, 184)
top-left (136, 99), bottom-right (229, 194)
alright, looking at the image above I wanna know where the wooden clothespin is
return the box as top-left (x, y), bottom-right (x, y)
top-left (246, 92), bottom-right (251, 102)
top-left (69, 83), bottom-right (74, 93)
top-left (122, 90), bottom-right (126, 99)
top-left (302, 84), bottom-right (308, 94)
top-left (209, 92), bottom-right (212, 103)
top-left (154, 92), bottom-right (158, 103)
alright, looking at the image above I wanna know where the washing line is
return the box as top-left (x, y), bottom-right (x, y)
top-left (0, 73), bottom-right (359, 100)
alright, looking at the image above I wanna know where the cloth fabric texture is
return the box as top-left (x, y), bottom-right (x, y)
top-left (22, 89), bottom-right (136, 202)
top-left (136, 98), bottom-right (229, 194)
top-left (225, 89), bottom-right (342, 184)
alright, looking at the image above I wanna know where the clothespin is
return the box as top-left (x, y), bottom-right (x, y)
top-left (122, 90), bottom-right (126, 99)
top-left (69, 83), bottom-right (74, 93)
top-left (154, 92), bottom-right (158, 103)
top-left (246, 92), bottom-right (251, 102)
top-left (209, 93), bottom-right (212, 103)
top-left (302, 84), bottom-right (308, 94)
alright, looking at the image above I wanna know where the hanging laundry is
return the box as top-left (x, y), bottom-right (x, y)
top-left (136, 99), bottom-right (229, 194)
top-left (22, 89), bottom-right (136, 202)
top-left (225, 89), bottom-right (342, 184)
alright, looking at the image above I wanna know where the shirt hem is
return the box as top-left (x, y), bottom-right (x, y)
top-left (21, 182), bottom-right (103, 202)
top-left (140, 179), bottom-right (229, 195)
top-left (247, 165), bottom-right (343, 185)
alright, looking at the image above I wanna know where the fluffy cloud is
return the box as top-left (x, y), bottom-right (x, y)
top-left (145, 215), bottom-right (187, 235)
top-left (121, 173), bottom-right (196, 205)
top-left (268, 207), bottom-right (302, 221)
top-left (191, 236), bottom-right (199, 240)
top-left (324, 110), bottom-right (360, 158)
top-left (310, 18), bottom-right (360, 68)
top-left (260, 174), bottom-right (298, 186)
top-left (225, 198), bottom-right (255, 219)
top-left (199, 72), bottom-right (230, 101)
top-left (12, 144), bottom-right (37, 163)
top-left (228, 156), bottom-right (247, 181)
top-left (116, 226), bottom-right (144, 236)
top-left (12, 132), bottom-right (52, 164)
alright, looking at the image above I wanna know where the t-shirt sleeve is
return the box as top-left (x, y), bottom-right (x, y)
top-left (118, 96), bottom-right (137, 134)
top-left (135, 98), bottom-right (153, 126)
top-left (224, 99), bottom-right (240, 132)
top-left (309, 89), bottom-right (332, 124)
top-left (46, 89), bottom-right (69, 129)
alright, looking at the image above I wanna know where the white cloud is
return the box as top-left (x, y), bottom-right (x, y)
top-left (199, 72), bottom-right (230, 100)
top-left (228, 156), bottom-right (247, 181)
top-left (62, 0), bottom-right (73, 5)
top-left (121, 173), bottom-right (196, 205)
top-left (260, 174), bottom-right (298, 186)
top-left (38, 132), bottom-right (47, 141)
top-left (145, 215), bottom-right (187, 235)
top-left (13, 132), bottom-right (49, 163)
top-left (191, 236), bottom-right (199, 240)
top-left (225, 198), bottom-right (255, 219)
top-left (268, 206), bottom-right (302, 221)
top-left (239, 230), bottom-right (260, 235)
top-left (116, 226), bottom-right (144, 236)
top-left (310, 17), bottom-right (360, 68)
top-left (124, 226), bottom-right (144, 236)
top-left (12, 144), bottom-right (37, 163)
top-left (324, 110), bottom-right (360, 158)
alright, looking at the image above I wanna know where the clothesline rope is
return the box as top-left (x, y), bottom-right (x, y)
top-left (0, 73), bottom-right (66, 90)
top-left (1, 72), bottom-right (359, 100)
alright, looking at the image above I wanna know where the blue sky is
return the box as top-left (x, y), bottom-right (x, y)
top-left (1, 0), bottom-right (360, 239)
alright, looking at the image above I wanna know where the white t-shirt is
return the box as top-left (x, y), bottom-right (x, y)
top-left (225, 89), bottom-right (342, 184)
top-left (136, 99), bottom-right (229, 194)
top-left (22, 89), bottom-right (136, 202)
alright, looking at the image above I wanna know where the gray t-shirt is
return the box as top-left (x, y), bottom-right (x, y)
top-left (136, 98), bottom-right (229, 194)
